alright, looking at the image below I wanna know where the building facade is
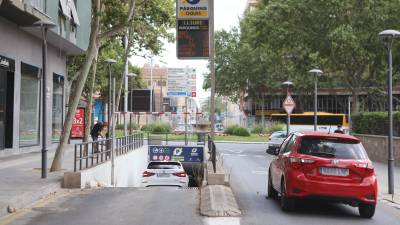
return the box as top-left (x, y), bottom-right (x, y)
top-left (0, 0), bottom-right (90, 154)
top-left (142, 63), bottom-right (168, 112)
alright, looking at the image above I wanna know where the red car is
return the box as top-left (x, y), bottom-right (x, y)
top-left (267, 131), bottom-right (377, 218)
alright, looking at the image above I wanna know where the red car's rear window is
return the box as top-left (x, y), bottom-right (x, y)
top-left (299, 137), bottom-right (368, 159)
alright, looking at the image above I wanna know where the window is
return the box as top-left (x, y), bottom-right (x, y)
top-left (280, 135), bottom-right (295, 154)
top-left (30, 0), bottom-right (44, 12)
top-left (52, 74), bottom-right (64, 142)
top-left (278, 135), bottom-right (292, 155)
top-left (299, 138), bottom-right (368, 159)
top-left (19, 63), bottom-right (40, 147)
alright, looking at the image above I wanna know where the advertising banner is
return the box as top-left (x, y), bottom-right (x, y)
top-left (149, 145), bottom-right (204, 162)
top-left (71, 107), bottom-right (85, 138)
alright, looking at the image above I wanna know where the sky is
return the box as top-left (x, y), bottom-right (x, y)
top-left (129, 0), bottom-right (248, 103)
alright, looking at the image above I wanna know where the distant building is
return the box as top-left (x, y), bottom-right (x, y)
top-left (246, 0), bottom-right (258, 11)
top-left (142, 63), bottom-right (168, 112)
top-left (0, 0), bottom-right (91, 153)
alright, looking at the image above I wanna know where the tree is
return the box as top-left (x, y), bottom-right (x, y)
top-left (51, 0), bottom-right (173, 171)
top-left (210, 0), bottom-right (400, 115)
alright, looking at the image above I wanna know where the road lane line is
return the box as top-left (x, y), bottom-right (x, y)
top-left (251, 170), bottom-right (268, 175)
top-left (203, 217), bottom-right (240, 225)
top-left (238, 155), bottom-right (248, 157)
top-left (254, 155), bottom-right (265, 158)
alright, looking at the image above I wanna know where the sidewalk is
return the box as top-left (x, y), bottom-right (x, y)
top-left (373, 161), bottom-right (400, 205)
top-left (0, 144), bottom-right (75, 218)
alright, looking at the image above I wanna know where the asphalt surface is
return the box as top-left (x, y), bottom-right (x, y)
top-left (5, 187), bottom-right (203, 225)
top-left (217, 143), bottom-right (400, 225)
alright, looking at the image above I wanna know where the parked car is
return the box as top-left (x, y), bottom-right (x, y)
top-left (266, 131), bottom-right (287, 153)
top-left (141, 161), bottom-right (189, 187)
top-left (267, 131), bottom-right (377, 218)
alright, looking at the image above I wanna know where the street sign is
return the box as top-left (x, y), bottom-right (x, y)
top-left (167, 67), bottom-right (197, 97)
top-left (177, 19), bottom-right (209, 59)
top-left (177, 0), bottom-right (209, 19)
top-left (149, 145), bottom-right (204, 162)
top-left (283, 95), bottom-right (296, 114)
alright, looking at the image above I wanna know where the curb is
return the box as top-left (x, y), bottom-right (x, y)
top-left (200, 185), bottom-right (241, 217)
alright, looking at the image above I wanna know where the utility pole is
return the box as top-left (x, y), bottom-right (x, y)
top-left (123, 31), bottom-right (129, 136)
top-left (209, 0), bottom-right (215, 140)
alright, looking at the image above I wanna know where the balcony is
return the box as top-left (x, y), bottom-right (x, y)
top-left (0, 0), bottom-right (49, 26)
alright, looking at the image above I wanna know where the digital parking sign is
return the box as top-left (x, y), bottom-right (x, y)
top-left (177, 20), bottom-right (209, 59)
top-left (177, 0), bottom-right (209, 19)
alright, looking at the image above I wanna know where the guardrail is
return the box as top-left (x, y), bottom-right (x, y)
top-left (74, 132), bottom-right (144, 172)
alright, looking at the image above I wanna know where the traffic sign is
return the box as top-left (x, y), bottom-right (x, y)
top-left (283, 95), bottom-right (296, 114)
top-left (167, 67), bottom-right (197, 97)
top-left (177, 0), bottom-right (209, 19)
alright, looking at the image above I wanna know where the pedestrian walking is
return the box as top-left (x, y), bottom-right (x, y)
top-left (91, 121), bottom-right (105, 141)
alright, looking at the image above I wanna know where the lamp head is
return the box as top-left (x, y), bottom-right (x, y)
top-left (127, 73), bottom-right (137, 77)
top-left (104, 59), bottom-right (117, 65)
top-left (308, 68), bottom-right (323, 76)
top-left (282, 81), bottom-right (294, 87)
top-left (378, 29), bottom-right (400, 39)
top-left (32, 20), bottom-right (56, 29)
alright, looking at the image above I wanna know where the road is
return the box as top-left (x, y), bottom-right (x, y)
top-left (217, 143), bottom-right (400, 225)
top-left (4, 187), bottom-right (203, 225)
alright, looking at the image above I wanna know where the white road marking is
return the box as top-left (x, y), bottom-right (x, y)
top-left (254, 155), bottom-right (265, 158)
top-left (238, 154), bottom-right (248, 157)
top-left (228, 150), bottom-right (243, 154)
top-left (221, 153), bottom-right (232, 156)
top-left (252, 170), bottom-right (268, 175)
top-left (203, 217), bottom-right (241, 225)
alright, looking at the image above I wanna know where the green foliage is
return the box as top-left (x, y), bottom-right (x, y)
top-left (266, 124), bottom-right (284, 134)
top-left (225, 125), bottom-right (240, 135)
top-left (233, 127), bottom-right (251, 137)
top-left (352, 112), bottom-right (400, 136)
top-left (201, 96), bottom-right (226, 114)
top-left (251, 125), bottom-right (266, 134)
top-left (141, 123), bottom-right (171, 134)
top-left (205, 0), bottom-right (400, 112)
top-left (115, 122), bottom-right (139, 130)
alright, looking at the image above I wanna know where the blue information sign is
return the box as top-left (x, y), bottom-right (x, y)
top-left (149, 146), bottom-right (204, 163)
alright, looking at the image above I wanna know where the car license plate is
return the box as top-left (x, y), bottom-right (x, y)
top-left (319, 167), bottom-right (349, 176)
top-left (157, 173), bottom-right (170, 177)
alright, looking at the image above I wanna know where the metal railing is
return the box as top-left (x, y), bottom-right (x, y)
top-left (145, 132), bottom-right (207, 146)
top-left (74, 132), bottom-right (144, 172)
top-left (115, 132), bottom-right (144, 156)
top-left (208, 134), bottom-right (216, 173)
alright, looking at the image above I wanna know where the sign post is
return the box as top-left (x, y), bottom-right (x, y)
top-left (283, 95), bottom-right (295, 136)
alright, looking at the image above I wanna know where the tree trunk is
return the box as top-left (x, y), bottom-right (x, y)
top-left (83, 51), bottom-right (99, 144)
top-left (351, 88), bottom-right (360, 114)
top-left (50, 0), bottom-right (101, 172)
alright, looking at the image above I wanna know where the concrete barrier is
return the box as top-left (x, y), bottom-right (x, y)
top-left (354, 134), bottom-right (400, 165)
top-left (64, 145), bottom-right (148, 188)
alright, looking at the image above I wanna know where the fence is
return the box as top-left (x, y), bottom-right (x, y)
top-left (74, 132), bottom-right (144, 172)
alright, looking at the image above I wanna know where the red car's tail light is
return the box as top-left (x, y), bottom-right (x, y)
top-left (142, 171), bottom-right (155, 177)
top-left (173, 172), bottom-right (187, 177)
top-left (288, 157), bottom-right (315, 169)
top-left (354, 163), bottom-right (375, 176)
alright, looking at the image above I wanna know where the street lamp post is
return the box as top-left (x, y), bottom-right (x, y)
top-left (32, 20), bottom-right (56, 179)
top-left (282, 81), bottom-right (294, 136)
top-left (308, 69), bottom-right (323, 131)
top-left (104, 59), bottom-right (116, 138)
top-left (124, 73), bottom-right (137, 136)
top-left (379, 29), bottom-right (400, 195)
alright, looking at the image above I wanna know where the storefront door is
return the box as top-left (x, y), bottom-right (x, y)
top-left (0, 69), bottom-right (6, 150)
top-left (0, 55), bottom-right (15, 150)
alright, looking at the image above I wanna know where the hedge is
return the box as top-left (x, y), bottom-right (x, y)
top-left (351, 112), bottom-right (400, 136)
top-left (140, 123), bottom-right (171, 134)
